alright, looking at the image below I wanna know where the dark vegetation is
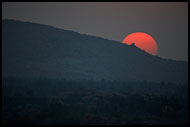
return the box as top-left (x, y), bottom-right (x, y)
top-left (2, 77), bottom-right (188, 125)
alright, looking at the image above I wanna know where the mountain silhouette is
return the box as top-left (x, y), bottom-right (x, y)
top-left (2, 19), bottom-right (188, 83)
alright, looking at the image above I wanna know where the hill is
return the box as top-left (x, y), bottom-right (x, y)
top-left (2, 19), bottom-right (188, 83)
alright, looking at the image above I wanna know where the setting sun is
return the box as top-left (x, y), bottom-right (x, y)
top-left (122, 32), bottom-right (158, 56)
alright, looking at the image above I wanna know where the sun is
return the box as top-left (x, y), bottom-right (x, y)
top-left (122, 32), bottom-right (158, 56)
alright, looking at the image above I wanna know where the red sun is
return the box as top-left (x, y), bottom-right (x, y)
top-left (122, 32), bottom-right (158, 56)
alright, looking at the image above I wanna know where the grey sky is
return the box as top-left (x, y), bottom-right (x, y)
top-left (2, 2), bottom-right (188, 61)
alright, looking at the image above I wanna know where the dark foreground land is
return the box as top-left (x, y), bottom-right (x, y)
top-left (2, 77), bottom-right (188, 125)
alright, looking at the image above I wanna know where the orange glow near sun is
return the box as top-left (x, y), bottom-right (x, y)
top-left (122, 32), bottom-right (158, 56)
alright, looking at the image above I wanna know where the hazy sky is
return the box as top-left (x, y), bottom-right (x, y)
top-left (2, 2), bottom-right (188, 61)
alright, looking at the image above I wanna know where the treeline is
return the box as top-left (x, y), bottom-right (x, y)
top-left (2, 77), bottom-right (188, 125)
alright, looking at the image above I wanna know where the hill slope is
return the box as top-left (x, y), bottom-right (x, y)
top-left (2, 19), bottom-right (188, 83)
